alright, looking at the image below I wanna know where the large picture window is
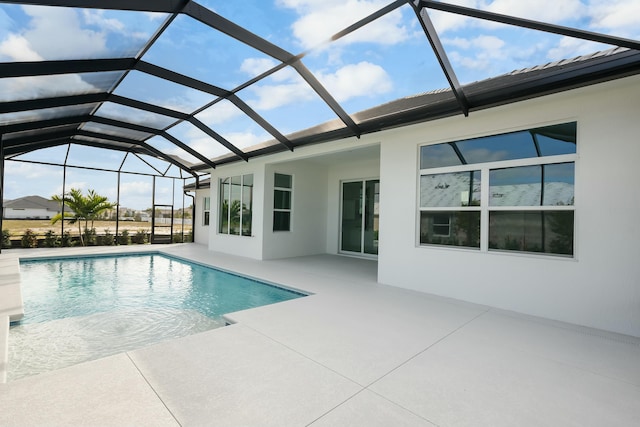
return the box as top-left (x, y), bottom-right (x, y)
top-left (219, 174), bottom-right (253, 236)
top-left (419, 122), bottom-right (576, 256)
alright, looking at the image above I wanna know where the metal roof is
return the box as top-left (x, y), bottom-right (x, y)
top-left (1, 1), bottom-right (639, 179)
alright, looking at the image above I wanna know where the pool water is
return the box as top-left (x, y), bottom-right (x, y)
top-left (8, 254), bottom-right (304, 381)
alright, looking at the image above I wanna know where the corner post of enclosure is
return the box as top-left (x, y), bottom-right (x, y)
top-left (0, 134), bottom-right (4, 254)
top-left (116, 171), bottom-right (121, 243)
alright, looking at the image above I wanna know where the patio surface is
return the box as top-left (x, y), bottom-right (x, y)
top-left (1, 244), bottom-right (639, 426)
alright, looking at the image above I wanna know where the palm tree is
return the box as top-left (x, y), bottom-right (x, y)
top-left (51, 188), bottom-right (115, 246)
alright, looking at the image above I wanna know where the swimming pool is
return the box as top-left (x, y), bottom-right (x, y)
top-left (8, 253), bottom-right (305, 381)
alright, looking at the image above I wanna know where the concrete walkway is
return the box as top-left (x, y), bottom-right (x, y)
top-left (1, 244), bottom-right (639, 426)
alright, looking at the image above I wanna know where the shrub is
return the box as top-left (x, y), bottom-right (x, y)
top-left (172, 233), bottom-right (184, 243)
top-left (117, 230), bottom-right (130, 245)
top-left (43, 230), bottom-right (59, 248)
top-left (96, 228), bottom-right (115, 246)
top-left (83, 228), bottom-right (97, 246)
top-left (132, 230), bottom-right (148, 244)
top-left (21, 229), bottom-right (38, 248)
top-left (60, 231), bottom-right (75, 247)
top-left (2, 230), bottom-right (11, 249)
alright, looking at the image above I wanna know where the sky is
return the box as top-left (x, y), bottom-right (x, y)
top-left (0, 0), bottom-right (638, 209)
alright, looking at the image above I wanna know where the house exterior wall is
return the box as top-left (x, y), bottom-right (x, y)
top-left (262, 161), bottom-right (329, 259)
top-left (378, 75), bottom-right (640, 337)
top-left (194, 75), bottom-right (639, 337)
top-left (193, 188), bottom-right (209, 245)
top-left (3, 208), bottom-right (55, 219)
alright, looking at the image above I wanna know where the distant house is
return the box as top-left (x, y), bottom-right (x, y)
top-left (3, 196), bottom-right (61, 219)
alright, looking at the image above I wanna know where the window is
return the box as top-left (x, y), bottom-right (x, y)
top-left (219, 174), bottom-right (253, 236)
top-left (419, 122), bottom-right (576, 256)
top-left (273, 173), bottom-right (292, 231)
top-left (202, 197), bottom-right (210, 226)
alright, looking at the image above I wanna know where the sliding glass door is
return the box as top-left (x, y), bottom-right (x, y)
top-left (340, 179), bottom-right (379, 256)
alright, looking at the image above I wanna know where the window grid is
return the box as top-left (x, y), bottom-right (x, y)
top-left (273, 173), bottom-right (293, 232)
top-left (418, 123), bottom-right (576, 256)
top-left (203, 196), bottom-right (210, 226)
top-left (219, 174), bottom-right (253, 236)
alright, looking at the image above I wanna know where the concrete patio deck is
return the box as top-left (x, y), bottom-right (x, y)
top-left (1, 244), bottom-right (639, 426)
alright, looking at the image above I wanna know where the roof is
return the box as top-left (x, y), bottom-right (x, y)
top-left (3, 195), bottom-right (61, 211)
top-left (1, 1), bottom-right (639, 177)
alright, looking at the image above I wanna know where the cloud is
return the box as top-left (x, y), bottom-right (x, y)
top-left (317, 61), bottom-right (392, 102)
top-left (196, 101), bottom-right (244, 127)
top-left (20, 5), bottom-right (108, 60)
top-left (247, 70), bottom-right (315, 110)
top-left (240, 57), bottom-right (279, 76)
top-left (119, 181), bottom-right (153, 197)
top-left (428, 0), bottom-right (479, 34)
top-left (0, 73), bottom-right (101, 103)
top-left (221, 132), bottom-right (267, 150)
top-left (5, 162), bottom-right (61, 181)
top-left (483, 0), bottom-right (585, 24)
top-left (278, 0), bottom-right (410, 50)
top-left (587, 0), bottom-right (640, 37)
top-left (546, 37), bottom-right (606, 61)
top-left (444, 35), bottom-right (507, 72)
top-left (81, 9), bottom-right (125, 33)
top-left (0, 33), bottom-right (42, 61)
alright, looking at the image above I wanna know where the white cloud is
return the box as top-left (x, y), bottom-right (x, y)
top-left (5, 162), bottom-right (61, 181)
top-left (186, 137), bottom-right (230, 159)
top-left (248, 79), bottom-right (315, 110)
top-left (20, 5), bottom-right (108, 60)
top-left (483, 0), bottom-right (585, 24)
top-left (0, 73), bottom-right (101, 103)
top-left (196, 101), bottom-right (243, 127)
top-left (119, 181), bottom-right (153, 197)
top-left (317, 61), bottom-right (392, 102)
top-left (546, 37), bottom-right (606, 61)
top-left (278, 0), bottom-right (410, 50)
top-left (0, 34), bottom-right (42, 61)
top-left (221, 132), bottom-right (267, 150)
top-left (445, 35), bottom-right (507, 71)
top-left (82, 10), bottom-right (125, 33)
top-left (588, 0), bottom-right (640, 37)
top-left (240, 57), bottom-right (279, 76)
top-left (428, 0), bottom-right (478, 34)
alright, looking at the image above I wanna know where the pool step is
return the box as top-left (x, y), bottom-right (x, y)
top-left (0, 256), bottom-right (24, 322)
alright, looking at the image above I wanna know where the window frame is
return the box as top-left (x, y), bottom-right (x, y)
top-left (202, 196), bottom-right (210, 226)
top-left (418, 124), bottom-right (577, 257)
top-left (218, 174), bottom-right (253, 237)
top-left (273, 173), bottom-right (293, 232)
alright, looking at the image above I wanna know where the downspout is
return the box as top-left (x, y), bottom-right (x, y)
top-left (184, 190), bottom-right (195, 243)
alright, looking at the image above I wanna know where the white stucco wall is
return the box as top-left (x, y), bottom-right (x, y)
top-left (192, 188), bottom-right (209, 245)
top-left (199, 138), bottom-right (381, 260)
top-left (378, 75), bottom-right (640, 337)
top-left (261, 161), bottom-right (329, 259)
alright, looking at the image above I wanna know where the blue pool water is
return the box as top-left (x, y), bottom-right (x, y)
top-left (8, 254), bottom-right (304, 381)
